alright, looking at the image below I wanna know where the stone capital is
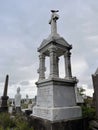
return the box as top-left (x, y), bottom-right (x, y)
top-left (39, 53), bottom-right (45, 59)
top-left (64, 50), bottom-right (71, 58)
top-left (48, 46), bottom-right (57, 53)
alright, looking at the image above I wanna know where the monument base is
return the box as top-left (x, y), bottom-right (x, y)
top-left (0, 96), bottom-right (9, 112)
top-left (33, 106), bottom-right (81, 121)
top-left (31, 116), bottom-right (88, 130)
top-left (0, 107), bottom-right (8, 113)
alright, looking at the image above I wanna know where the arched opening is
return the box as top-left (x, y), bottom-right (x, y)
top-left (59, 55), bottom-right (65, 78)
top-left (45, 56), bottom-right (50, 79)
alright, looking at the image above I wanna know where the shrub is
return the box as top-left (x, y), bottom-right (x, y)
top-left (82, 106), bottom-right (96, 120)
top-left (0, 113), bottom-right (34, 130)
top-left (0, 112), bottom-right (15, 129)
top-left (13, 114), bottom-right (34, 130)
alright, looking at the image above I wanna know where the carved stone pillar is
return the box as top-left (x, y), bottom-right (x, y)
top-left (49, 46), bottom-right (57, 78)
top-left (64, 50), bottom-right (72, 78)
top-left (56, 57), bottom-right (59, 77)
top-left (38, 53), bottom-right (45, 80)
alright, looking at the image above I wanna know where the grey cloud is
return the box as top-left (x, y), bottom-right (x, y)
top-left (0, 0), bottom-right (98, 97)
top-left (20, 81), bottom-right (30, 86)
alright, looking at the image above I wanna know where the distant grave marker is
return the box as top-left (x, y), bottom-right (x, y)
top-left (1, 74), bottom-right (9, 112)
top-left (15, 87), bottom-right (21, 113)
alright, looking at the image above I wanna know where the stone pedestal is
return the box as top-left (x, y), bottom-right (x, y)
top-left (0, 96), bottom-right (9, 112)
top-left (33, 78), bottom-right (82, 121)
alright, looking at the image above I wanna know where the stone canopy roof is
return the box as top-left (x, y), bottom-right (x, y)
top-left (38, 36), bottom-right (72, 52)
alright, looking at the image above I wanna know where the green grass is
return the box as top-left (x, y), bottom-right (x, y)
top-left (0, 112), bottom-right (34, 130)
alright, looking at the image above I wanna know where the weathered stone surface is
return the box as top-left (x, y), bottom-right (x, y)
top-left (33, 78), bottom-right (81, 121)
top-left (36, 79), bottom-right (77, 108)
top-left (33, 106), bottom-right (81, 121)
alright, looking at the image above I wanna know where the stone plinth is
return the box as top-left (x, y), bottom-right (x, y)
top-left (33, 78), bottom-right (82, 121)
top-left (33, 106), bottom-right (81, 121)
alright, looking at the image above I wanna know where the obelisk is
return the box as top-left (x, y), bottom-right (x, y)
top-left (1, 75), bottom-right (9, 112)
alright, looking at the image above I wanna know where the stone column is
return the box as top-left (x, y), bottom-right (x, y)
top-left (64, 50), bottom-right (72, 78)
top-left (38, 53), bottom-right (45, 80)
top-left (56, 57), bottom-right (59, 77)
top-left (49, 46), bottom-right (57, 78)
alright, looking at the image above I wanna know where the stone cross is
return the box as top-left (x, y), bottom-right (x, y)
top-left (49, 10), bottom-right (59, 37)
top-left (1, 74), bottom-right (9, 112)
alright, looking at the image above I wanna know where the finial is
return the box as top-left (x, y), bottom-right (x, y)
top-left (49, 10), bottom-right (60, 37)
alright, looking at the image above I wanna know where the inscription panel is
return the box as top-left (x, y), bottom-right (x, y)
top-left (37, 86), bottom-right (53, 107)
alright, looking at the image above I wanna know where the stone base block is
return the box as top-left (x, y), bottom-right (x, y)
top-left (33, 106), bottom-right (82, 121)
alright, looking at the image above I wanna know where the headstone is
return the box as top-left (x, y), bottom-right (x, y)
top-left (92, 68), bottom-right (98, 119)
top-left (75, 86), bottom-right (84, 105)
top-left (15, 87), bottom-right (21, 113)
top-left (0, 75), bottom-right (9, 112)
top-left (9, 100), bottom-right (15, 114)
top-left (26, 94), bottom-right (29, 104)
top-left (32, 10), bottom-right (82, 121)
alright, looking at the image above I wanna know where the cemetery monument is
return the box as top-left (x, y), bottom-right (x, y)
top-left (15, 87), bottom-right (21, 113)
top-left (33, 10), bottom-right (82, 121)
top-left (0, 74), bottom-right (9, 112)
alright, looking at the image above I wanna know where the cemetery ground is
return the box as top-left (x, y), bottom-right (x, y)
top-left (0, 112), bottom-right (34, 130)
top-left (0, 94), bottom-right (96, 130)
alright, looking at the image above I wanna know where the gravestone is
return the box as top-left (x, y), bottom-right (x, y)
top-left (92, 68), bottom-right (98, 119)
top-left (33, 10), bottom-right (81, 122)
top-left (15, 87), bottom-right (21, 113)
top-left (8, 100), bottom-right (15, 114)
top-left (26, 94), bottom-right (29, 104)
top-left (0, 75), bottom-right (9, 112)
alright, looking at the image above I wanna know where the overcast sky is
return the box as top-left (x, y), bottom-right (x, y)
top-left (0, 0), bottom-right (98, 98)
